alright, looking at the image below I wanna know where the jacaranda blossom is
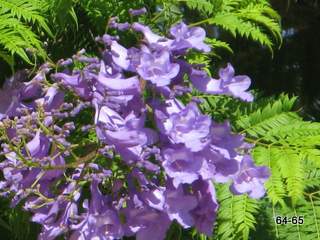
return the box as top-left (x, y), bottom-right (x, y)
top-left (137, 48), bottom-right (180, 86)
top-left (230, 155), bottom-right (270, 198)
top-left (156, 99), bottom-right (211, 152)
top-left (170, 22), bottom-right (211, 53)
top-left (190, 63), bottom-right (254, 101)
top-left (0, 9), bottom-right (269, 240)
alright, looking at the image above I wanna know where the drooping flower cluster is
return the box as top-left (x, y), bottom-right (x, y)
top-left (0, 10), bottom-right (269, 240)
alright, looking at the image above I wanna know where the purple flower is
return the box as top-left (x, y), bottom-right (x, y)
top-left (162, 146), bottom-right (203, 187)
top-left (200, 148), bottom-right (239, 183)
top-left (156, 100), bottom-right (211, 152)
top-left (129, 7), bottom-right (147, 16)
top-left (164, 180), bottom-right (198, 228)
top-left (0, 17), bottom-right (271, 240)
top-left (32, 200), bottom-right (66, 240)
top-left (72, 206), bottom-right (123, 240)
top-left (123, 206), bottom-right (171, 240)
top-left (33, 66), bottom-right (51, 83)
top-left (58, 58), bottom-right (73, 66)
top-left (191, 179), bottom-right (218, 236)
top-left (190, 63), bottom-right (254, 101)
top-left (97, 62), bottom-right (140, 95)
top-left (170, 22), bottom-right (211, 53)
top-left (32, 197), bottom-right (79, 240)
top-left (230, 155), bottom-right (270, 199)
top-left (95, 105), bottom-right (158, 166)
top-left (110, 41), bottom-right (131, 70)
top-left (41, 154), bottom-right (66, 181)
top-left (36, 86), bottom-right (64, 111)
top-left (140, 187), bottom-right (166, 211)
top-left (0, 72), bottom-right (42, 119)
top-left (26, 131), bottom-right (51, 158)
top-left (71, 179), bottom-right (124, 240)
top-left (132, 23), bottom-right (172, 47)
top-left (154, 98), bottom-right (185, 116)
top-left (210, 121), bottom-right (244, 159)
top-left (108, 17), bottom-right (131, 31)
top-left (0, 87), bottom-right (21, 119)
top-left (93, 62), bottom-right (143, 114)
top-left (52, 72), bottom-right (92, 100)
top-left (0, 152), bottom-right (23, 193)
top-left (137, 48), bottom-right (180, 86)
top-left (116, 22), bottom-right (131, 31)
top-left (95, 106), bottom-right (157, 147)
top-left (20, 81), bottom-right (43, 101)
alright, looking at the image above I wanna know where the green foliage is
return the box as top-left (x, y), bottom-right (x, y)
top-left (0, 0), bottom-right (281, 68)
top-left (177, 0), bottom-right (281, 52)
top-left (197, 94), bottom-right (320, 239)
top-left (236, 96), bottom-right (320, 206)
top-left (1, 1), bottom-right (316, 240)
top-left (0, 0), bottom-right (51, 66)
top-left (248, 98), bottom-right (320, 237)
top-left (38, 0), bottom-right (149, 61)
top-left (43, 0), bottom-right (79, 32)
top-left (43, 0), bottom-right (147, 35)
top-left (79, 0), bottom-right (146, 33)
top-left (205, 38), bottom-right (233, 54)
top-left (214, 184), bottom-right (260, 240)
top-left (187, 51), bottom-right (212, 74)
top-left (0, 198), bottom-right (39, 240)
top-left (198, 94), bottom-right (246, 122)
top-left (183, 0), bottom-right (216, 14)
top-left (259, 195), bottom-right (320, 240)
top-left (0, 0), bottom-right (149, 67)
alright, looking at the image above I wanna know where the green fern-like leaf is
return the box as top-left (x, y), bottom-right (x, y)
top-left (214, 184), bottom-right (260, 240)
top-left (182, 0), bottom-right (215, 14)
top-left (304, 160), bottom-right (320, 189)
top-left (187, 51), bottom-right (212, 74)
top-left (253, 147), bottom-right (287, 206)
top-left (0, 0), bottom-right (53, 66)
top-left (205, 38), bottom-right (233, 54)
top-left (43, 0), bottom-right (79, 32)
top-left (185, 0), bottom-right (281, 52)
top-left (237, 3), bottom-right (282, 43)
top-left (209, 13), bottom-right (272, 48)
top-left (0, 16), bottom-right (41, 63)
top-left (236, 96), bottom-right (320, 205)
top-left (0, 0), bottom-right (52, 36)
top-left (263, 195), bottom-right (320, 240)
top-left (198, 95), bottom-right (320, 238)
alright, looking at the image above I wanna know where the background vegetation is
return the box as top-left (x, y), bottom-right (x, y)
top-left (0, 0), bottom-right (320, 239)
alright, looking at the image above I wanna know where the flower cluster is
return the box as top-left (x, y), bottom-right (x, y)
top-left (0, 10), bottom-right (269, 240)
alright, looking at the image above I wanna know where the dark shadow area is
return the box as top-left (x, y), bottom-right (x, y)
top-left (229, 0), bottom-right (320, 120)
